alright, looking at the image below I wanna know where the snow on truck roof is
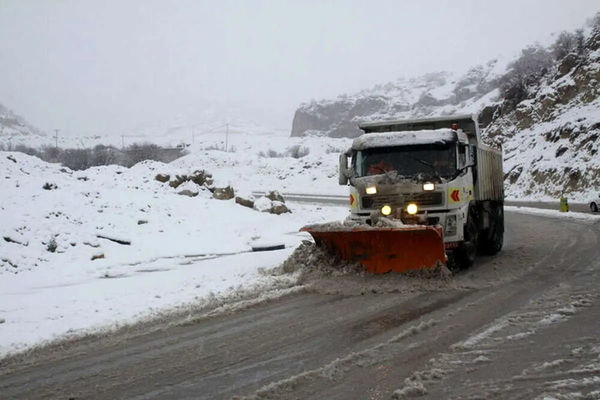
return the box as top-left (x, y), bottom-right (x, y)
top-left (352, 128), bottom-right (458, 150)
top-left (358, 114), bottom-right (476, 130)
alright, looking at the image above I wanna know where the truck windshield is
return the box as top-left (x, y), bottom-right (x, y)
top-left (354, 144), bottom-right (457, 179)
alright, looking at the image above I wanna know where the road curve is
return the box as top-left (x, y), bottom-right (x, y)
top-left (1, 211), bottom-right (599, 399)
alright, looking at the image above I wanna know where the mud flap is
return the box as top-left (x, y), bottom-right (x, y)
top-left (300, 226), bottom-right (447, 274)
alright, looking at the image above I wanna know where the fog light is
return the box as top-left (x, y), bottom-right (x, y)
top-left (366, 186), bottom-right (377, 195)
top-left (423, 182), bottom-right (435, 191)
top-left (406, 203), bottom-right (418, 215)
top-left (381, 205), bottom-right (392, 216)
top-left (445, 215), bottom-right (457, 236)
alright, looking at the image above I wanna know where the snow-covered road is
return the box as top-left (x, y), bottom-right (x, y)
top-left (1, 211), bottom-right (599, 400)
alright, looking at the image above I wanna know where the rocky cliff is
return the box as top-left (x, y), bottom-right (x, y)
top-left (291, 64), bottom-right (503, 138)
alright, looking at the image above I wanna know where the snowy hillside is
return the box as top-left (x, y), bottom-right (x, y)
top-left (0, 103), bottom-right (45, 143)
top-left (486, 25), bottom-right (600, 201)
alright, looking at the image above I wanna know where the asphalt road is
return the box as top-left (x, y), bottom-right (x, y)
top-left (1, 212), bottom-right (599, 399)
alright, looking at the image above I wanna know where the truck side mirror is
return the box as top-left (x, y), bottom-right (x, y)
top-left (339, 153), bottom-right (350, 185)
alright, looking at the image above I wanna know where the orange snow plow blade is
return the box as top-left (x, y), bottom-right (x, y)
top-left (300, 225), bottom-right (446, 274)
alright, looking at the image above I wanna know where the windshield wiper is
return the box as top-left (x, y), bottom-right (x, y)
top-left (405, 155), bottom-right (442, 180)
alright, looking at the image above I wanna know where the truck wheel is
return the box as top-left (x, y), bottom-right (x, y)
top-left (453, 210), bottom-right (478, 270)
top-left (591, 202), bottom-right (598, 213)
top-left (480, 205), bottom-right (504, 255)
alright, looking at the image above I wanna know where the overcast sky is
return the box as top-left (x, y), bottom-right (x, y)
top-left (1, 0), bottom-right (599, 135)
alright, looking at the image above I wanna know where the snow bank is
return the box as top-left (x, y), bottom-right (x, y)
top-left (505, 206), bottom-right (600, 222)
top-left (0, 150), bottom-right (348, 357)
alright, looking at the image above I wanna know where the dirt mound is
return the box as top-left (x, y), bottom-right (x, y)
top-left (277, 241), bottom-right (454, 296)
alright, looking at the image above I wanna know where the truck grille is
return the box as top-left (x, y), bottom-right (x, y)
top-left (362, 192), bottom-right (443, 209)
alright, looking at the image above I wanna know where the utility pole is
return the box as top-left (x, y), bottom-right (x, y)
top-left (54, 129), bottom-right (59, 149)
top-left (225, 123), bottom-right (229, 152)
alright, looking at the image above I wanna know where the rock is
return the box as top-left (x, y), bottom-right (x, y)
top-left (155, 173), bottom-right (170, 183)
top-left (266, 190), bottom-right (285, 203)
top-left (6, 155), bottom-right (16, 163)
top-left (189, 170), bottom-right (213, 186)
top-left (91, 253), bottom-right (105, 261)
top-left (555, 146), bottom-right (568, 157)
top-left (213, 186), bottom-right (235, 200)
top-left (178, 189), bottom-right (199, 197)
top-left (168, 175), bottom-right (187, 188)
top-left (43, 182), bottom-right (58, 190)
top-left (557, 53), bottom-right (578, 77)
top-left (253, 196), bottom-right (273, 212)
top-left (479, 104), bottom-right (500, 128)
top-left (0, 317), bottom-right (5, 324)
top-left (270, 201), bottom-right (291, 215)
top-left (167, 171), bottom-right (212, 189)
top-left (46, 237), bottom-right (57, 253)
top-left (235, 196), bottom-right (254, 208)
top-left (137, 220), bottom-right (148, 225)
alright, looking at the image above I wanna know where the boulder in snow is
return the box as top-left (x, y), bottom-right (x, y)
top-left (265, 190), bottom-right (285, 203)
top-left (178, 189), bottom-right (199, 197)
top-left (254, 196), bottom-right (291, 214)
top-left (155, 173), bottom-right (170, 183)
top-left (213, 186), bottom-right (235, 200)
top-left (235, 196), bottom-right (254, 209)
top-left (270, 201), bottom-right (291, 215)
top-left (168, 175), bottom-right (187, 188)
top-left (189, 170), bottom-right (213, 186)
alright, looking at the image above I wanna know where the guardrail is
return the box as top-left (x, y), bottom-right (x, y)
top-left (251, 192), bottom-right (348, 205)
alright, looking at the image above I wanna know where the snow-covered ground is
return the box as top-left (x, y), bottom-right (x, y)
top-left (0, 133), bottom-right (352, 358)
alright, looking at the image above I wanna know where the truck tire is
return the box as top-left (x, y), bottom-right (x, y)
top-left (591, 202), bottom-right (598, 213)
top-left (452, 208), bottom-right (478, 270)
top-left (479, 204), bottom-right (504, 255)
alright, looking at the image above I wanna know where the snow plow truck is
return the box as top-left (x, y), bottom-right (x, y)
top-left (302, 114), bottom-right (504, 273)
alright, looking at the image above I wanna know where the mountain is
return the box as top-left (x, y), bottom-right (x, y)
top-left (291, 62), bottom-right (505, 138)
top-left (0, 103), bottom-right (45, 146)
top-left (290, 15), bottom-right (600, 201)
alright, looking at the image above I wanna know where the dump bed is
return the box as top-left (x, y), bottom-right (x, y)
top-left (476, 145), bottom-right (503, 202)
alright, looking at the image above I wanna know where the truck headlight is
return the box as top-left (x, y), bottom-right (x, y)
top-left (406, 203), bottom-right (418, 215)
top-left (366, 186), bottom-right (377, 195)
top-left (445, 215), bottom-right (457, 236)
top-left (423, 182), bottom-right (435, 191)
top-left (381, 205), bottom-right (392, 216)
